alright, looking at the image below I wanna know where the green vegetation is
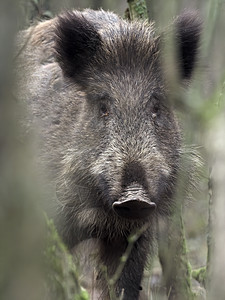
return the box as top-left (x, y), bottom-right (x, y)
top-left (44, 216), bottom-right (89, 300)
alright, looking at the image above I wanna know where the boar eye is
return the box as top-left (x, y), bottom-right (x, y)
top-left (147, 97), bottom-right (160, 119)
top-left (99, 102), bottom-right (109, 118)
top-left (152, 102), bottom-right (160, 119)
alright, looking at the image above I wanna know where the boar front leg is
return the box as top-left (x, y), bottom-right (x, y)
top-left (98, 229), bottom-right (152, 300)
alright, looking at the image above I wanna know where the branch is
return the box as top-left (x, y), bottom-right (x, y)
top-left (127, 0), bottom-right (148, 20)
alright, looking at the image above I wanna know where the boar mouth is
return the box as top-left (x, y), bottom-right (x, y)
top-left (112, 184), bottom-right (156, 220)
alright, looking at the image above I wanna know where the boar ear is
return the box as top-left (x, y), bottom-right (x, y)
top-left (174, 11), bottom-right (202, 80)
top-left (54, 12), bottom-right (102, 78)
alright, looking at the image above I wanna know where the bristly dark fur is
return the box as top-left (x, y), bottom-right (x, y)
top-left (54, 10), bottom-right (201, 85)
top-left (175, 10), bottom-right (202, 79)
top-left (54, 11), bottom-right (102, 77)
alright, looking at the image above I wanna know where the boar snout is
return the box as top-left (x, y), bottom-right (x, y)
top-left (113, 198), bottom-right (156, 219)
top-left (111, 161), bottom-right (156, 219)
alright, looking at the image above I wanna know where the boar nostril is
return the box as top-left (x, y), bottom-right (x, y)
top-left (112, 199), bottom-right (156, 219)
top-left (115, 206), bottom-right (130, 215)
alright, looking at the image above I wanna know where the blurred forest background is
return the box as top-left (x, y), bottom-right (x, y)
top-left (0, 0), bottom-right (225, 299)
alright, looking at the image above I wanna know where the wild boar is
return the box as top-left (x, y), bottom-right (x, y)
top-left (16, 9), bottom-right (201, 299)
